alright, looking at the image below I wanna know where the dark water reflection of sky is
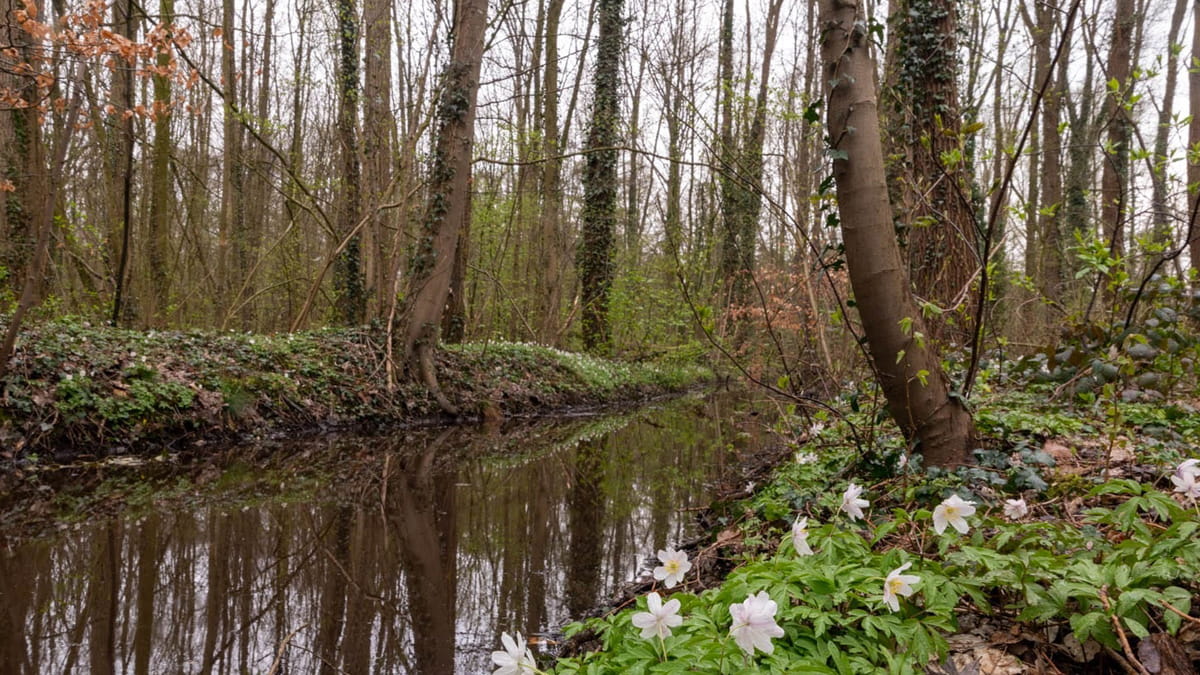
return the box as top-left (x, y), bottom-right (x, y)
top-left (0, 392), bottom-right (767, 674)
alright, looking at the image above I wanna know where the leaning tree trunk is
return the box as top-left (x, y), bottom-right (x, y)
top-left (819, 0), bottom-right (974, 467)
top-left (399, 0), bottom-right (488, 413)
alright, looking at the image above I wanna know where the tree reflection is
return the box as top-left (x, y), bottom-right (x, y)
top-left (565, 437), bottom-right (606, 617)
top-left (0, 393), bottom-right (747, 673)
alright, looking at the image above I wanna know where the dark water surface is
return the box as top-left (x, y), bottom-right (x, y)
top-left (0, 392), bottom-right (771, 674)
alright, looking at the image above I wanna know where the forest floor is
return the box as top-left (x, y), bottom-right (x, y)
top-left (0, 319), bottom-right (710, 464)
top-left (552, 373), bottom-right (1200, 674)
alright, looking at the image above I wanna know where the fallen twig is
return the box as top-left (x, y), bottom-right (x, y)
top-left (1100, 585), bottom-right (1151, 675)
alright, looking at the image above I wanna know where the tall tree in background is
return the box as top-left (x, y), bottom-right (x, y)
top-left (1148, 0), bottom-right (1187, 255)
top-left (1191, 0), bottom-right (1200, 280)
top-left (0, 0), bottom-right (41, 296)
top-left (1099, 0), bottom-right (1134, 270)
top-left (578, 0), bottom-right (624, 353)
top-left (108, 0), bottom-right (137, 325)
top-left (147, 0), bottom-right (176, 325)
top-left (1030, 0), bottom-right (1065, 312)
top-left (883, 0), bottom-right (978, 344)
top-left (820, 0), bottom-right (974, 467)
top-left (400, 0), bottom-right (488, 410)
top-left (716, 0), bottom-right (739, 302)
top-left (716, 0), bottom-right (783, 309)
top-left (537, 0), bottom-right (566, 344)
top-left (219, 0), bottom-right (245, 321)
top-left (362, 0), bottom-right (394, 319)
top-left (334, 0), bottom-right (365, 324)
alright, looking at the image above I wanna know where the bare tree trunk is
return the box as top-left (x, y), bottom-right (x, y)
top-left (147, 0), bottom-right (175, 326)
top-left (1063, 22), bottom-right (1094, 292)
top-left (1100, 0), bottom-right (1134, 269)
top-left (1190, 0), bottom-right (1200, 281)
top-left (820, 0), bottom-right (974, 468)
top-left (219, 0), bottom-right (244, 321)
top-left (234, 0), bottom-right (274, 330)
top-left (716, 0), bottom-right (738, 300)
top-left (363, 0), bottom-right (395, 319)
top-left (1033, 0), bottom-right (1064, 308)
top-left (399, 0), bottom-right (488, 411)
top-left (537, 0), bottom-right (566, 344)
top-left (1149, 0), bottom-right (1187, 256)
top-left (109, 0), bottom-right (138, 325)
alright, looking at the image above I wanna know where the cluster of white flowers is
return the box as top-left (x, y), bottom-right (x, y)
top-left (495, 458), bottom-right (1200, 671)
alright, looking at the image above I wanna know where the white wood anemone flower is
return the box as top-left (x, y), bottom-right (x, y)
top-left (653, 547), bottom-right (692, 589)
top-left (841, 483), bottom-right (869, 521)
top-left (932, 494), bottom-right (977, 534)
top-left (631, 592), bottom-right (683, 640)
top-left (491, 632), bottom-right (539, 675)
top-left (882, 562), bottom-right (920, 612)
top-left (1003, 498), bottom-right (1028, 520)
top-left (1171, 470), bottom-right (1200, 500)
top-left (791, 517), bottom-right (814, 556)
top-left (729, 591), bottom-right (785, 655)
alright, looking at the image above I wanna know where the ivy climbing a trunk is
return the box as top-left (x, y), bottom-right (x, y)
top-left (819, 0), bottom-right (975, 468)
top-left (577, 0), bottom-right (624, 354)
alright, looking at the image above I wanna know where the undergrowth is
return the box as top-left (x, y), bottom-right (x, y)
top-left (548, 373), bottom-right (1200, 674)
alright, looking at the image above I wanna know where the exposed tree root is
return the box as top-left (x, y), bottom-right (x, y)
top-left (417, 341), bottom-right (459, 416)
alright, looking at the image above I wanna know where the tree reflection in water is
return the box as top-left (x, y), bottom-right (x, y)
top-left (0, 393), bottom-right (760, 673)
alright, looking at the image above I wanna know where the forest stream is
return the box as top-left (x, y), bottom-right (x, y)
top-left (0, 391), bottom-right (773, 674)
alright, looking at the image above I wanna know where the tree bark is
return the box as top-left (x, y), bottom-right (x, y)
top-left (362, 0), bottom-right (395, 319)
top-left (1033, 0), bottom-right (1064, 309)
top-left (147, 0), bottom-right (175, 326)
top-left (1190, 0), bottom-right (1200, 281)
top-left (1100, 0), bottom-right (1134, 267)
top-left (399, 0), bottom-right (488, 410)
top-left (882, 0), bottom-right (978, 345)
top-left (578, 0), bottom-right (623, 354)
top-left (537, 0), bottom-right (566, 344)
top-left (0, 0), bottom-right (41, 297)
top-left (334, 0), bottom-right (365, 325)
top-left (1149, 0), bottom-right (1187, 259)
top-left (820, 0), bottom-right (974, 467)
top-left (219, 0), bottom-right (244, 322)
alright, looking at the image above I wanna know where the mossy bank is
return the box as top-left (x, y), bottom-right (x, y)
top-left (0, 320), bottom-right (711, 463)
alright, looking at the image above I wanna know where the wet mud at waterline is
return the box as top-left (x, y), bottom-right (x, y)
top-left (0, 392), bottom-right (773, 673)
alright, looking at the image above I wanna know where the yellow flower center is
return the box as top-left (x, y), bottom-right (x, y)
top-left (665, 560), bottom-right (680, 574)
top-left (889, 578), bottom-right (904, 593)
top-left (945, 506), bottom-right (958, 518)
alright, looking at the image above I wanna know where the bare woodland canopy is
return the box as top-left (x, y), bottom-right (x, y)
top-left (1, 0), bottom-right (1198, 361)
